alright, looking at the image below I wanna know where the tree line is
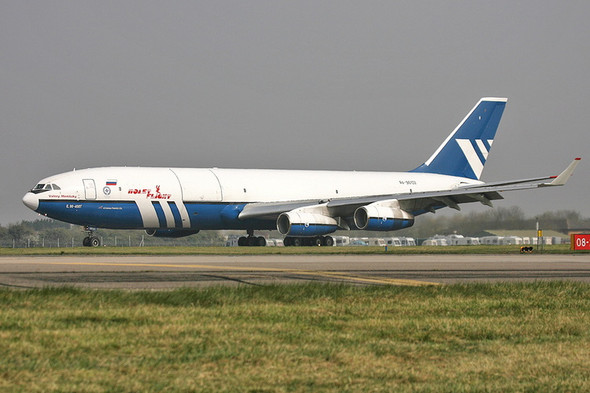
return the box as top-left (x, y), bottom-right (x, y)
top-left (393, 206), bottom-right (589, 239)
top-left (1, 206), bottom-right (588, 247)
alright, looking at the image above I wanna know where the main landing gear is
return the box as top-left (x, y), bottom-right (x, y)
top-left (283, 235), bottom-right (334, 247)
top-left (238, 236), bottom-right (267, 247)
top-left (82, 226), bottom-right (101, 247)
top-left (236, 230), bottom-right (335, 247)
top-left (237, 229), bottom-right (267, 247)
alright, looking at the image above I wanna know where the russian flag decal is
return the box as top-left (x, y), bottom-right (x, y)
top-left (106, 180), bottom-right (117, 186)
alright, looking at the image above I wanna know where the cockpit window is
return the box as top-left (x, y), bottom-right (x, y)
top-left (31, 183), bottom-right (60, 194)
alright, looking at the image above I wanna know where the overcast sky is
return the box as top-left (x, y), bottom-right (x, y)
top-left (1, 1), bottom-right (588, 225)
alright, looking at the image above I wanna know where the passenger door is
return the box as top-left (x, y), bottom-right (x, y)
top-left (83, 179), bottom-right (97, 200)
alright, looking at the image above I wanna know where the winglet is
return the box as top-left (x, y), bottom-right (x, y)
top-left (545, 158), bottom-right (581, 186)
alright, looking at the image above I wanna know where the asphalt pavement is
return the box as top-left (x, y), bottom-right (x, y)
top-left (2, 254), bottom-right (590, 289)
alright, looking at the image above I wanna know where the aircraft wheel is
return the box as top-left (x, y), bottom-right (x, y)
top-left (293, 238), bottom-right (302, 247)
top-left (257, 236), bottom-right (267, 247)
top-left (284, 237), bottom-right (292, 247)
top-left (238, 237), bottom-right (248, 246)
top-left (314, 237), bottom-right (323, 246)
top-left (82, 237), bottom-right (91, 247)
top-left (90, 236), bottom-right (101, 247)
top-left (324, 236), bottom-right (334, 247)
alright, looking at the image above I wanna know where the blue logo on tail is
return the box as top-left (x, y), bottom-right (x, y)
top-left (411, 97), bottom-right (507, 180)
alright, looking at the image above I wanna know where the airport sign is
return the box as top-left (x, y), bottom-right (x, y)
top-left (571, 234), bottom-right (590, 250)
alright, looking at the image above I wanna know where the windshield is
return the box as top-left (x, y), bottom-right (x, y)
top-left (30, 183), bottom-right (60, 194)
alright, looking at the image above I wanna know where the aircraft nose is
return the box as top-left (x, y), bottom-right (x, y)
top-left (22, 192), bottom-right (39, 211)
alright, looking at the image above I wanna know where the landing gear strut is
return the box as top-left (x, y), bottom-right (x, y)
top-left (82, 226), bottom-right (101, 247)
top-left (237, 229), bottom-right (267, 247)
top-left (284, 235), bottom-right (334, 247)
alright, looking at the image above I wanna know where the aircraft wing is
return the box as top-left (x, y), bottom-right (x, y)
top-left (238, 200), bottom-right (325, 221)
top-left (239, 158), bottom-right (581, 221)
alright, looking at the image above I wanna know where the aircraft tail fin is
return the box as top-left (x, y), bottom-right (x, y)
top-left (411, 97), bottom-right (507, 180)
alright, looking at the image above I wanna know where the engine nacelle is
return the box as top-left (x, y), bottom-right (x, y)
top-left (277, 211), bottom-right (338, 237)
top-left (354, 204), bottom-right (414, 231)
top-left (145, 229), bottom-right (199, 238)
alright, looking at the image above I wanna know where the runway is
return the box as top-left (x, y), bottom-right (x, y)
top-left (1, 254), bottom-right (590, 289)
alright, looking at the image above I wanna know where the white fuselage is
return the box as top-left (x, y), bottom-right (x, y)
top-left (22, 166), bottom-right (480, 231)
top-left (28, 166), bottom-right (479, 203)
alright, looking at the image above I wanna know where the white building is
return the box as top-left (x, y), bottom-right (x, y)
top-left (384, 237), bottom-right (402, 247)
top-left (333, 236), bottom-right (350, 246)
top-left (399, 237), bottom-right (416, 246)
top-left (423, 236), bottom-right (448, 246)
top-left (500, 236), bottom-right (523, 245)
top-left (480, 236), bottom-right (503, 245)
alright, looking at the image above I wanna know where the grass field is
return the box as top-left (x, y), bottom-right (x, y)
top-left (1, 282), bottom-right (590, 392)
top-left (0, 244), bottom-right (585, 256)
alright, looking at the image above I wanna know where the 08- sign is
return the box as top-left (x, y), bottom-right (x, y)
top-left (571, 234), bottom-right (590, 250)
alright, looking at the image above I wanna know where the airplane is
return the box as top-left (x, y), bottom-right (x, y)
top-left (22, 97), bottom-right (580, 247)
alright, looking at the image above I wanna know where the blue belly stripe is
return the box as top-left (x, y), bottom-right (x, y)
top-left (36, 200), bottom-right (277, 231)
top-left (37, 200), bottom-right (144, 229)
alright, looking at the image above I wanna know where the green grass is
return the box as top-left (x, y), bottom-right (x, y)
top-left (1, 282), bottom-right (590, 392)
top-left (0, 244), bottom-right (585, 256)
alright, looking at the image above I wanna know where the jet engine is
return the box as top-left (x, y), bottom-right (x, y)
top-left (277, 211), bottom-right (338, 237)
top-left (354, 200), bottom-right (414, 231)
top-left (145, 229), bottom-right (200, 238)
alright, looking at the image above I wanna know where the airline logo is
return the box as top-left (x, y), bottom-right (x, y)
top-left (456, 139), bottom-right (493, 179)
top-left (128, 185), bottom-right (172, 200)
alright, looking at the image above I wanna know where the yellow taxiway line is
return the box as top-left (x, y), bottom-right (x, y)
top-left (42, 261), bottom-right (439, 287)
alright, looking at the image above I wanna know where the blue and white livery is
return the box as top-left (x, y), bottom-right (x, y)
top-left (22, 98), bottom-right (580, 246)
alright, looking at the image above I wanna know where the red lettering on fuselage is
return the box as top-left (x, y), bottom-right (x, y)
top-left (127, 186), bottom-right (171, 199)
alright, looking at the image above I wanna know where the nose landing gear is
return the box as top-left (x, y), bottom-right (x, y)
top-left (82, 226), bottom-right (101, 247)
